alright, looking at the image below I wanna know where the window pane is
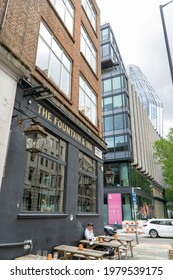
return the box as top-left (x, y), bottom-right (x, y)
top-left (101, 28), bottom-right (109, 40)
top-left (36, 38), bottom-right (49, 74)
top-left (62, 53), bottom-right (71, 71)
top-left (52, 39), bottom-right (61, 60)
top-left (80, 26), bottom-right (97, 73)
top-left (104, 116), bottom-right (113, 131)
top-left (40, 22), bottom-right (51, 45)
top-left (102, 44), bottom-right (109, 57)
top-left (78, 151), bottom-right (97, 213)
top-left (36, 22), bottom-right (72, 98)
top-left (113, 95), bottom-right (123, 109)
top-left (115, 135), bottom-right (127, 151)
top-left (22, 133), bottom-right (67, 213)
top-left (49, 52), bottom-right (61, 86)
top-left (79, 76), bottom-right (97, 126)
top-left (114, 114), bottom-right (124, 130)
top-left (103, 79), bottom-right (111, 92)
top-left (65, 13), bottom-right (73, 35)
top-left (52, 0), bottom-right (74, 36)
top-left (61, 67), bottom-right (70, 97)
top-left (112, 76), bottom-right (121, 90)
top-left (82, 0), bottom-right (96, 31)
top-left (105, 137), bottom-right (114, 148)
top-left (104, 97), bottom-right (112, 111)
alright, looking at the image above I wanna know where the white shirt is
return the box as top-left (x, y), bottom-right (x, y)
top-left (84, 228), bottom-right (96, 241)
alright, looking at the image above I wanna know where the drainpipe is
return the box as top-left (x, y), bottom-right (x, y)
top-left (0, 0), bottom-right (11, 31)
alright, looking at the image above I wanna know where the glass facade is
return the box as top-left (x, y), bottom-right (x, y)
top-left (101, 23), bottom-right (156, 224)
top-left (127, 64), bottom-right (163, 136)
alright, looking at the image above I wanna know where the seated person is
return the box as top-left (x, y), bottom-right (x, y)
top-left (84, 223), bottom-right (96, 241)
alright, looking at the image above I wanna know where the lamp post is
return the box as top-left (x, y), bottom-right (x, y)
top-left (160, 1), bottom-right (173, 86)
top-left (132, 187), bottom-right (141, 244)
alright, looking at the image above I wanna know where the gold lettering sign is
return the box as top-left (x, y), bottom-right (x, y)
top-left (37, 104), bottom-right (93, 151)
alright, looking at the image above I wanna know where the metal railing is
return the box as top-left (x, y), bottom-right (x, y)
top-left (0, 240), bottom-right (33, 251)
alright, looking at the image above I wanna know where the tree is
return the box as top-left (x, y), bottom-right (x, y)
top-left (154, 128), bottom-right (173, 203)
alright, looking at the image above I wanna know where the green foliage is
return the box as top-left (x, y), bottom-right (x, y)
top-left (154, 128), bottom-right (173, 195)
top-left (165, 187), bottom-right (173, 203)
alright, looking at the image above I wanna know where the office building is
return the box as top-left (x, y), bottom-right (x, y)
top-left (101, 23), bottom-right (166, 227)
top-left (127, 64), bottom-right (163, 136)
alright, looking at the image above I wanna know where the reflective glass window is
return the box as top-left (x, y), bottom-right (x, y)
top-left (78, 152), bottom-right (97, 213)
top-left (22, 133), bottom-right (67, 213)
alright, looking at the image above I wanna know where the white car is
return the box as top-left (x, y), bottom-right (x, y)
top-left (142, 218), bottom-right (173, 238)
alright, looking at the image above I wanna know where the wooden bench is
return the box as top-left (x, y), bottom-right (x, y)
top-left (54, 244), bottom-right (105, 260)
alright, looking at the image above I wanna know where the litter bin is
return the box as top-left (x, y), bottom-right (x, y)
top-left (114, 221), bottom-right (118, 229)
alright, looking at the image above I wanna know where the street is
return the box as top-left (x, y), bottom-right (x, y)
top-left (118, 231), bottom-right (172, 260)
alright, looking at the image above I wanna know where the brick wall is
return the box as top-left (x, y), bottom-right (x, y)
top-left (0, 0), bottom-right (103, 137)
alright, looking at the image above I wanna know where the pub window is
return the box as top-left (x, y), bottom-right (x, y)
top-left (78, 151), bottom-right (97, 213)
top-left (22, 133), bottom-right (67, 213)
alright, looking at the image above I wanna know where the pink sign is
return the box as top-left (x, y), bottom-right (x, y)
top-left (108, 193), bottom-right (122, 225)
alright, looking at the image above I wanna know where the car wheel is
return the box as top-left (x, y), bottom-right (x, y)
top-left (149, 229), bottom-right (158, 238)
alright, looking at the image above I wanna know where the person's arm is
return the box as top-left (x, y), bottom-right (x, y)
top-left (84, 228), bottom-right (90, 240)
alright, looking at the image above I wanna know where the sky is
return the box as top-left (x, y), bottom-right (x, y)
top-left (96, 0), bottom-right (173, 137)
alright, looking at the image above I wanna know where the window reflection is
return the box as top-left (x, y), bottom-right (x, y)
top-left (22, 133), bottom-right (67, 213)
top-left (78, 152), bottom-right (97, 213)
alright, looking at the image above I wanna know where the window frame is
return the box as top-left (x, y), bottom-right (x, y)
top-left (79, 75), bottom-right (97, 126)
top-left (80, 25), bottom-right (97, 74)
top-left (81, 0), bottom-right (96, 32)
top-left (36, 21), bottom-right (72, 98)
top-left (50, 0), bottom-right (74, 36)
top-left (22, 133), bottom-right (67, 214)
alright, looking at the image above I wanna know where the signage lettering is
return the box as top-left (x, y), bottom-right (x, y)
top-left (37, 104), bottom-right (93, 151)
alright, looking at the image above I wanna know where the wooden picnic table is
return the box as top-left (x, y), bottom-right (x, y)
top-left (54, 244), bottom-right (105, 260)
top-left (98, 235), bottom-right (134, 257)
top-left (79, 239), bottom-right (121, 259)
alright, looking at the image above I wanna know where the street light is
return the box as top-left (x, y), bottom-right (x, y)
top-left (160, 1), bottom-right (173, 86)
top-left (105, 167), bottom-right (115, 186)
top-left (132, 187), bottom-right (141, 244)
top-left (24, 121), bottom-right (48, 160)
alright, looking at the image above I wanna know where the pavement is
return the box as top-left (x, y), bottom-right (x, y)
top-left (116, 229), bottom-right (170, 260)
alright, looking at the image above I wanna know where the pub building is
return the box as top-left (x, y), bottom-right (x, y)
top-left (0, 78), bottom-right (107, 260)
top-left (0, 0), bottom-right (107, 259)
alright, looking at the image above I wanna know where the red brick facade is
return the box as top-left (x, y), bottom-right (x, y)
top-left (0, 0), bottom-right (103, 137)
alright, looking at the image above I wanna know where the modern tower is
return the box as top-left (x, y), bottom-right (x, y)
top-left (101, 23), bottom-right (166, 226)
top-left (127, 64), bottom-right (163, 136)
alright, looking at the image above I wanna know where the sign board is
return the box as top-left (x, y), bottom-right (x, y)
top-left (108, 193), bottom-right (122, 225)
top-left (95, 146), bottom-right (102, 159)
